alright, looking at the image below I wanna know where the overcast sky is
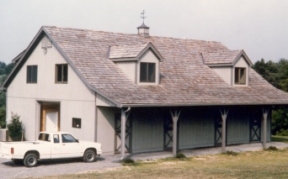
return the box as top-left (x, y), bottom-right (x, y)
top-left (1, 0), bottom-right (288, 64)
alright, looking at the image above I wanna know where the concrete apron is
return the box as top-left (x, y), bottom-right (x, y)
top-left (111, 142), bottom-right (288, 161)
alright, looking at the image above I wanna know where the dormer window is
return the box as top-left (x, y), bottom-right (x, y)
top-left (108, 42), bottom-right (163, 85)
top-left (202, 50), bottom-right (251, 86)
top-left (140, 62), bottom-right (155, 82)
top-left (235, 67), bottom-right (246, 85)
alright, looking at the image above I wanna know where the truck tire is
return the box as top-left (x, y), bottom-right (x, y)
top-left (83, 149), bottom-right (96, 162)
top-left (23, 153), bottom-right (38, 167)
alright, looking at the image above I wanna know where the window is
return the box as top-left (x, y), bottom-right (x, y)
top-left (140, 62), bottom-right (156, 83)
top-left (55, 64), bottom-right (68, 83)
top-left (61, 134), bottom-right (78, 143)
top-left (235, 67), bottom-right (246, 84)
top-left (53, 134), bottom-right (60, 143)
top-left (27, 65), bottom-right (37, 83)
top-left (38, 133), bottom-right (50, 142)
top-left (72, 118), bottom-right (81, 128)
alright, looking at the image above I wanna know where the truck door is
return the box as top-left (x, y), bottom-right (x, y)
top-left (60, 134), bottom-right (81, 158)
top-left (51, 134), bottom-right (64, 158)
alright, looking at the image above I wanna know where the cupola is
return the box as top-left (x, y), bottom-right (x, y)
top-left (137, 23), bottom-right (149, 37)
top-left (137, 10), bottom-right (150, 37)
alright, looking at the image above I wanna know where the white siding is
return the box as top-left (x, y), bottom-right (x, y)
top-left (115, 61), bottom-right (137, 83)
top-left (235, 57), bottom-right (248, 67)
top-left (96, 94), bottom-right (115, 107)
top-left (96, 107), bottom-right (117, 155)
top-left (6, 36), bottom-right (96, 141)
top-left (211, 67), bottom-right (232, 85)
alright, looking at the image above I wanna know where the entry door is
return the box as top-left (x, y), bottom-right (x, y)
top-left (46, 112), bottom-right (58, 132)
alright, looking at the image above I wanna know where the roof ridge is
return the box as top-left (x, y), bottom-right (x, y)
top-left (42, 25), bottom-right (224, 45)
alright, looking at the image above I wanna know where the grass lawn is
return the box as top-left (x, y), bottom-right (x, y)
top-left (271, 135), bottom-right (288, 143)
top-left (31, 147), bottom-right (288, 179)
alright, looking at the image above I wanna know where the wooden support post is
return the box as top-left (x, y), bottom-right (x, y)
top-left (120, 107), bottom-right (130, 160)
top-left (220, 109), bottom-right (228, 153)
top-left (170, 109), bottom-right (182, 157)
top-left (262, 108), bottom-right (269, 149)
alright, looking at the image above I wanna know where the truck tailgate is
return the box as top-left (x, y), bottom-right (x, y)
top-left (0, 142), bottom-right (12, 159)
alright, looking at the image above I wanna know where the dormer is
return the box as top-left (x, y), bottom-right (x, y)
top-left (202, 50), bottom-right (252, 86)
top-left (108, 42), bottom-right (163, 85)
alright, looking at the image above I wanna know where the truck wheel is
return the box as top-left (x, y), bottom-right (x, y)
top-left (83, 149), bottom-right (96, 162)
top-left (24, 153), bottom-right (38, 167)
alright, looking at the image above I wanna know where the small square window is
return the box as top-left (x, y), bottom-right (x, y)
top-left (235, 67), bottom-right (246, 85)
top-left (55, 64), bottom-right (68, 83)
top-left (27, 65), bottom-right (37, 83)
top-left (140, 62), bottom-right (156, 83)
top-left (72, 118), bottom-right (81, 128)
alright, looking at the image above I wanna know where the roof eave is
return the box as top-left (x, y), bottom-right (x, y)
top-left (121, 102), bottom-right (288, 108)
top-left (206, 63), bottom-right (233, 67)
top-left (110, 57), bottom-right (138, 62)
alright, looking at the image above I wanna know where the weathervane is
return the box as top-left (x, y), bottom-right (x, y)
top-left (141, 10), bottom-right (146, 24)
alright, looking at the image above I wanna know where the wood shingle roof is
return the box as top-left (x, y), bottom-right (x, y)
top-left (6, 26), bottom-right (288, 107)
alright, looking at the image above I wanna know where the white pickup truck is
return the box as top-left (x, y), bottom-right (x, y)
top-left (0, 131), bottom-right (102, 167)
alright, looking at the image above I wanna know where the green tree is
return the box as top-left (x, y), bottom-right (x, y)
top-left (5, 63), bottom-right (14, 75)
top-left (253, 59), bottom-right (280, 89)
top-left (0, 106), bottom-right (5, 128)
top-left (7, 113), bottom-right (23, 141)
top-left (0, 61), bottom-right (6, 75)
top-left (0, 61), bottom-right (15, 128)
top-left (253, 58), bottom-right (288, 135)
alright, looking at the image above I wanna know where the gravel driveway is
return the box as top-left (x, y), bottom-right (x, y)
top-left (1, 142), bottom-right (288, 179)
top-left (0, 155), bottom-right (122, 179)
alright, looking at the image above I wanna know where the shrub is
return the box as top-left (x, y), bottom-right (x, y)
top-left (175, 153), bottom-right (186, 159)
top-left (7, 113), bottom-right (23, 141)
top-left (122, 158), bottom-right (135, 164)
top-left (222, 150), bottom-right (238, 156)
top-left (276, 129), bottom-right (288, 136)
top-left (266, 146), bottom-right (278, 151)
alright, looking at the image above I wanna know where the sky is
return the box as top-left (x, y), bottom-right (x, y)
top-left (1, 0), bottom-right (288, 64)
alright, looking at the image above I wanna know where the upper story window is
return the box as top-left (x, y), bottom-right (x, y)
top-left (140, 62), bottom-right (155, 83)
top-left (55, 64), bottom-right (68, 83)
top-left (235, 67), bottom-right (246, 85)
top-left (27, 65), bottom-right (37, 83)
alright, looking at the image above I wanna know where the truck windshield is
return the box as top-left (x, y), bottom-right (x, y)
top-left (38, 133), bottom-right (50, 142)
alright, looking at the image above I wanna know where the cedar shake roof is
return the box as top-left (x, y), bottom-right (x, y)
top-left (109, 43), bottom-right (149, 59)
top-left (108, 42), bottom-right (163, 61)
top-left (202, 50), bottom-right (252, 66)
top-left (4, 26), bottom-right (288, 107)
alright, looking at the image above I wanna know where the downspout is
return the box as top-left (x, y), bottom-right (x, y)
top-left (120, 107), bottom-right (131, 160)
